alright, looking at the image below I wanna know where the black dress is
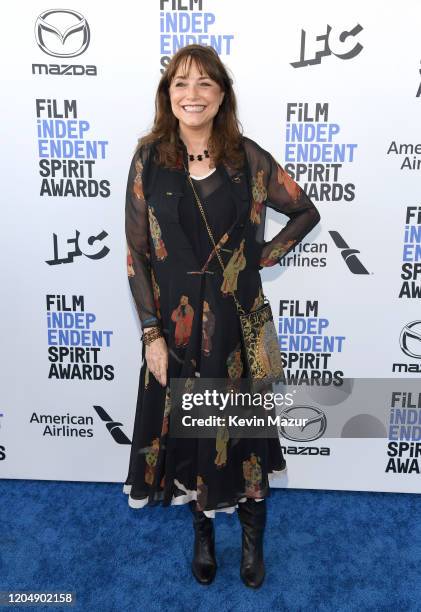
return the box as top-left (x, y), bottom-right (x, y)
top-left (123, 137), bottom-right (320, 518)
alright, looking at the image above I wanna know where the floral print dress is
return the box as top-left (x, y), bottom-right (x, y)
top-left (123, 136), bottom-right (320, 518)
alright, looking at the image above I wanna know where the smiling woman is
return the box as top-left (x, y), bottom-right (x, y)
top-left (169, 61), bottom-right (225, 140)
top-left (168, 61), bottom-right (224, 178)
top-left (123, 44), bottom-right (320, 589)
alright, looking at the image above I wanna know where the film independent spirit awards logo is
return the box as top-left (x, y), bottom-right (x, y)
top-left (34, 9), bottom-right (90, 58)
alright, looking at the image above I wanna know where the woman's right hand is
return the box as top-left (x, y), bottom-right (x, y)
top-left (144, 331), bottom-right (168, 387)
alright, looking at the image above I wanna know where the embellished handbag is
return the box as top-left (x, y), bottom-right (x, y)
top-left (185, 168), bottom-right (285, 393)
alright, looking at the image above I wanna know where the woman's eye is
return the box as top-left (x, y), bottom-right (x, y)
top-left (175, 82), bottom-right (186, 87)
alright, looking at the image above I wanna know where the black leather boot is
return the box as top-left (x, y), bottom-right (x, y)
top-left (236, 498), bottom-right (266, 588)
top-left (189, 501), bottom-right (217, 585)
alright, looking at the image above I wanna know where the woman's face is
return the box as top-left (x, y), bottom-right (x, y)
top-left (169, 58), bottom-right (224, 134)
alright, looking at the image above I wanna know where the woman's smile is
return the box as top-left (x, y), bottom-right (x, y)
top-left (169, 59), bottom-right (224, 131)
top-left (181, 105), bottom-right (207, 113)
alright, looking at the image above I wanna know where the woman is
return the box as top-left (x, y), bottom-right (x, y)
top-left (123, 44), bottom-right (320, 588)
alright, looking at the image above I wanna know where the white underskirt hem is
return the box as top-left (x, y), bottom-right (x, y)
top-left (123, 465), bottom-right (287, 518)
top-left (268, 466), bottom-right (288, 480)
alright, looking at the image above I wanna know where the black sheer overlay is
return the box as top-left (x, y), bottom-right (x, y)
top-left (123, 136), bottom-right (321, 516)
top-left (125, 137), bottom-right (320, 331)
top-left (125, 147), bottom-right (159, 330)
top-left (242, 137), bottom-right (320, 267)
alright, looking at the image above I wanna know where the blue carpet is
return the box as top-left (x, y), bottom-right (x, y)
top-left (1, 480), bottom-right (420, 611)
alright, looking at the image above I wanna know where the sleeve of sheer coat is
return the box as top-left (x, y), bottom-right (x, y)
top-left (125, 148), bottom-right (160, 330)
top-left (245, 138), bottom-right (321, 267)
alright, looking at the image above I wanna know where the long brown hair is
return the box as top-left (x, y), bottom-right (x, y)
top-left (139, 44), bottom-right (244, 169)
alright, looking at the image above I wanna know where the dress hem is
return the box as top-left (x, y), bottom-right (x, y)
top-left (123, 466), bottom-right (287, 519)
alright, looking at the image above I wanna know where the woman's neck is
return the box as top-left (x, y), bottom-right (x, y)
top-left (178, 125), bottom-right (211, 155)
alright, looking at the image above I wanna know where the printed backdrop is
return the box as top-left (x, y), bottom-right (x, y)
top-left (1, 0), bottom-right (421, 493)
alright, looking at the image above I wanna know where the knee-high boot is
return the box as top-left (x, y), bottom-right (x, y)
top-left (188, 501), bottom-right (217, 585)
top-left (236, 498), bottom-right (266, 588)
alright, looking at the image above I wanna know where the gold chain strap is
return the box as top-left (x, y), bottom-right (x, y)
top-left (184, 165), bottom-right (246, 316)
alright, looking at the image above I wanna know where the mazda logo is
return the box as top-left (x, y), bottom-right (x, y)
top-left (279, 405), bottom-right (327, 442)
top-left (35, 9), bottom-right (90, 58)
top-left (399, 320), bottom-right (421, 359)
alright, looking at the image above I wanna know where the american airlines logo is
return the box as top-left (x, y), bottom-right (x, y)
top-left (329, 231), bottom-right (369, 274)
top-left (93, 405), bottom-right (131, 445)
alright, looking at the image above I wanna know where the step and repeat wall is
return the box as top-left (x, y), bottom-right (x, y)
top-left (1, 0), bottom-right (421, 493)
